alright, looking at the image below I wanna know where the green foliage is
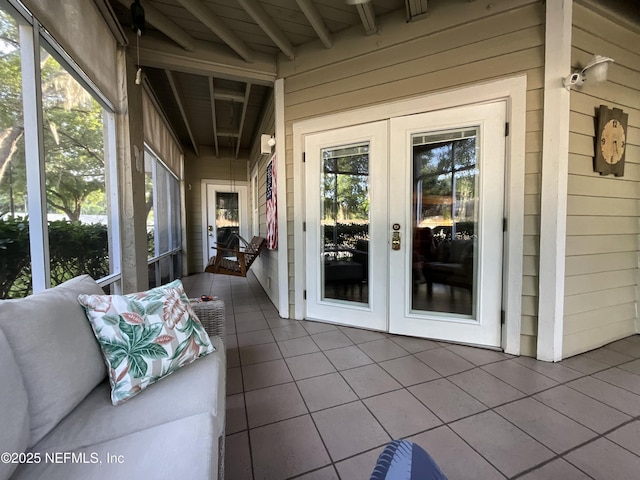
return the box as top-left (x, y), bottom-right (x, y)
top-left (0, 9), bottom-right (106, 222)
top-left (0, 218), bottom-right (109, 299)
top-left (0, 216), bottom-right (30, 299)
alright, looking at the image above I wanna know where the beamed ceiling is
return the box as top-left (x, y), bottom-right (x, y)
top-left (108, 0), bottom-right (409, 158)
top-left (106, 0), bottom-right (640, 159)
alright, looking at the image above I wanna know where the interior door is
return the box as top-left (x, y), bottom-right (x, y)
top-left (388, 102), bottom-right (506, 347)
top-left (304, 121), bottom-right (388, 331)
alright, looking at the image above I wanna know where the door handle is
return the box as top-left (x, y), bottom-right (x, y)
top-left (392, 231), bottom-right (401, 250)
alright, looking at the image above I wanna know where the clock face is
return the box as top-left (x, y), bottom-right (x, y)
top-left (600, 119), bottom-right (626, 165)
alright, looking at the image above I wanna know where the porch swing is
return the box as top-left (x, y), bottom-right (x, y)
top-left (204, 132), bottom-right (267, 277)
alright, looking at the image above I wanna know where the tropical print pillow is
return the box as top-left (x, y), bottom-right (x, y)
top-left (78, 279), bottom-right (215, 405)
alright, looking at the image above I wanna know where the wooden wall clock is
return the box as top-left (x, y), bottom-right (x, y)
top-left (594, 105), bottom-right (627, 177)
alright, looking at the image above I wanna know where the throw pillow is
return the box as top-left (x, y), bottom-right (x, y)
top-left (78, 279), bottom-right (215, 405)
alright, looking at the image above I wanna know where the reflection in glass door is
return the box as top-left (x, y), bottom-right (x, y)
top-left (215, 192), bottom-right (240, 250)
top-left (321, 143), bottom-right (370, 305)
top-left (411, 128), bottom-right (478, 316)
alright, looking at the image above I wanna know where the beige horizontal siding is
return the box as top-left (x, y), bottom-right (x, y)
top-left (283, 1), bottom-right (544, 350)
top-left (563, 3), bottom-right (640, 357)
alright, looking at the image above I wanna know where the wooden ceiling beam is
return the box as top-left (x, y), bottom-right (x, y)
top-left (235, 83), bottom-right (252, 158)
top-left (355, 2), bottom-right (377, 35)
top-left (208, 77), bottom-right (219, 158)
top-left (236, 0), bottom-right (295, 60)
top-left (165, 70), bottom-right (199, 156)
top-left (405, 0), bottom-right (429, 22)
top-left (295, 0), bottom-right (332, 49)
top-left (176, 0), bottom-right (255, 62)
top-left (115, 0), bottom-right (195, 51)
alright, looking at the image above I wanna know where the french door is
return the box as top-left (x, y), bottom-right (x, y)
top-left (305, 102), bottom-right (506, 348)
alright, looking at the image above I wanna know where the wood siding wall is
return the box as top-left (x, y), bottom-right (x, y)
top-left (283, 0), bottom-right (544, 352)
top-left (248, 94), bottom-right (280, 305)
top-left (184, 147), bottom-right (248, 273)
top-left (563, 4), bottom-right (640, 357)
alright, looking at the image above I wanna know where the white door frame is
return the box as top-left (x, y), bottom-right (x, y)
top-left (200, 180), bottom-right (249, 271)
top-left (293, 75), bottom-right (527, 355)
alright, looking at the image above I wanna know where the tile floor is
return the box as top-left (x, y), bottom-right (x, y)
top-left (182, 273), bottom-right (640, 480)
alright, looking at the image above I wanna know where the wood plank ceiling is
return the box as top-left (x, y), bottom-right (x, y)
top-left (108, 0), bottom-right (415, 158)
top-left (106, 0), bottom-right (640, 159)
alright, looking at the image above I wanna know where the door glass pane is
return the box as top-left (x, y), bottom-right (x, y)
top-left (216, 192), bottom-right (239, 249)
top-left (321, 143), bottom-right (369, 304)
top-left (412, 128), bottom-right (478, 316)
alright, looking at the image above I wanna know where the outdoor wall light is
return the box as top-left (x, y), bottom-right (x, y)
top-left (260, 134), bottom-right (276, 154)
top-left (564, 55), bottom-right (614, 90)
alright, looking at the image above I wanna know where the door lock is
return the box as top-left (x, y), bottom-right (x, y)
top-left (391, 231), bottom-right (401, 250)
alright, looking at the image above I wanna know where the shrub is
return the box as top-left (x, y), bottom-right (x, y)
top-left (0, 218), bottom-right (109, 299)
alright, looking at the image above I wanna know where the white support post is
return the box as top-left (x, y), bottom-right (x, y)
top-left (537, 0), bottom-right (573, 362)
top-left (274, 78), bottom-right (289, 318)
top-left (20, 22), bottom-right (50, 293)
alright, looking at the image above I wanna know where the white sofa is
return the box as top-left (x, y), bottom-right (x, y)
top-left (0, 275), bottom-right (226, 480)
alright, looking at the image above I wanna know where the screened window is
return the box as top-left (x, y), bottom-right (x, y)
top-left (0, 3), bottom-right (119, 297)
top-left (145, 147), bottom-right (181, 287)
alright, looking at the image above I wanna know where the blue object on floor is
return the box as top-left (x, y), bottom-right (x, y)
top-left (370, 440), bottom-right (448, 480)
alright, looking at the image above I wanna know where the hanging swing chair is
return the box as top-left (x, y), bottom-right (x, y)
top-left (204, 107), bottom-right (267, 277)
top-left (205, 234), bottom-right (267, 277)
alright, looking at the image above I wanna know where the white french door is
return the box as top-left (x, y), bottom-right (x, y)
top-left (304, 102), bottom-right (506, 347)
top-left (305, 122), bottom-right (388, 331)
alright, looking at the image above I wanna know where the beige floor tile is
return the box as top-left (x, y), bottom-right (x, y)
top-left (250, 415), bottom-right (331, 479)
top-left (534, 385), bottom-right (631, 434)
top-left (482, 360), bottom-right (558, 394)
top-left (297, 373), bottom-right (358, 412)
top-left (518, 459), bottom-right (591, 480)
top-left (242, 359), bottom-right (293, 391)
top-left (323, 345), bottom-right (374, 370)
top-left (245, 382), bottom-right (308, 428)
top-left (450, 411), bottom-right (554, 478)
top-left (364, 389), bottom-right (441, 438)
top-left (313, 402), bottom-right (390, 462)
top-left (496, 398), bottom-right (596, 453)
top-left (449, 368), bottom-right (525, 407)
top-left (378, 355), bottom-right (440, 386)
top-left (414, 348), bottom-right (474, 376)
top-left (358, 338), bottom-right (409, 362)
top-left (341, 364), bottom-right (402, 398)
top-left (607, 420), bottom-right (640, 456)
top-left (285, 352), bottom-right (336, 380)
top-left (565, 438), bottom-right (640, 480)
top-left (408, 426), bottom-right (505, 480)
top-left (409, 378), bottom-right (486, 423)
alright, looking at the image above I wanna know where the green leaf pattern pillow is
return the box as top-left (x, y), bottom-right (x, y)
top-left (78, 279), bottom-right (215, 405)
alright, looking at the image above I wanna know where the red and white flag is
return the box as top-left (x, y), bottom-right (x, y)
top-left (266, 158), bottom-right (277, 249)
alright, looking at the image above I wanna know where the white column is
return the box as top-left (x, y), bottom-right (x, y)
top-left (537, 0), bottom-right (573, 361)
top-left (20, 22), bottom-right (50, 292)
top-left (274, 78), bottom-right (289, 318)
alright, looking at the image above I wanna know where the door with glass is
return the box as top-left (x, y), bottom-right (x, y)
top-left (304, 102), bottom-right (506, 347)
top-left (389, 102), bottom-right (506, 347)
top-left (304, 122), bottom-right (388, 331)
top-left (205, 184), bottom-right (248, 265)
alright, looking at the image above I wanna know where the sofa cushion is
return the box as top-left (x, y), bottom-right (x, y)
top-left (11, 412), bottom-right (219, 480)
top-left (0, 329), bottom-right (30, 480)
top-left (78, 279), bottom-right (215, 405)
top-left (31, 336), bottom-right (224, 453)
top-left (0, 275), bottom-right (107, 447)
